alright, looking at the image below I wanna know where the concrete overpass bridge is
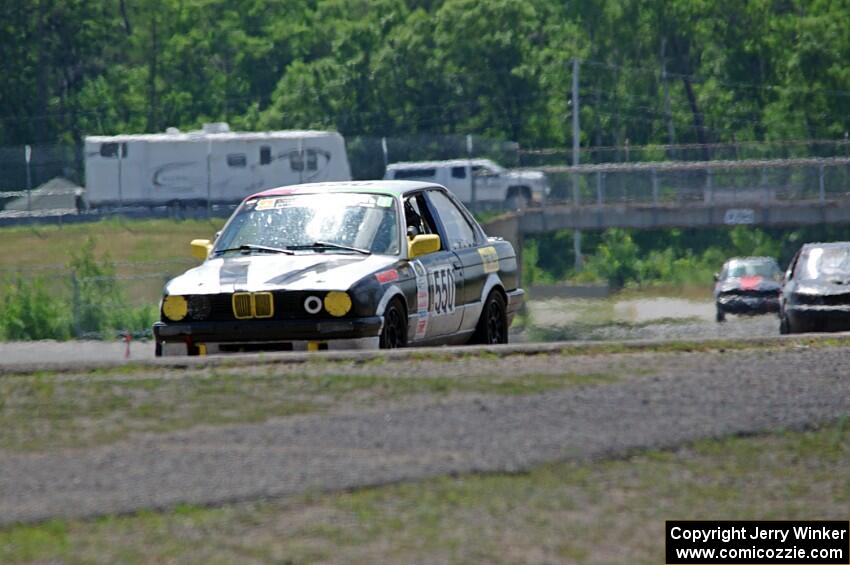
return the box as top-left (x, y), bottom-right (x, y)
top-left (482, 156), bottom-right (850, 271)
top-left (485, 156), bottom-right (850, 234)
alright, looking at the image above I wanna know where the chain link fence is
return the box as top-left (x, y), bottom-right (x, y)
top-left (3, 137), bottom-right (850, 219)
top-left (542, 158), bottom-right (850, 205)
top-left (0, 259), bottom-right (194, 340)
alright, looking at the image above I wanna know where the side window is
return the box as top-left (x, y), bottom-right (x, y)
top-left (259, 146), bottom-right (272, 165)
top-left (227, 153), bottom-right (247, 168)
top-left (306, 150), bottom-right (318, 171)
top-left (100, 142), bottom-right (128, 158)
top-left (791, 250), bottom-right (807, 280)
top-left (289, 151), bottom-right (304, 171)
top-left (404, 193), bottom-right (439, 239)
top-left (427, 190), bottom-right (476, 250)
top-left (394, 168), bottom-right (436, 179)
top-left (451, 166), bottom-right (466, 179)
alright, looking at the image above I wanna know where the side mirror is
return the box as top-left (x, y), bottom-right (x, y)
top-left (191, 239), bottom-right (212, 261)
top-left (408, 234), bottom-right (441, 259)
top-left (713, 272), bottom-right (720, 282)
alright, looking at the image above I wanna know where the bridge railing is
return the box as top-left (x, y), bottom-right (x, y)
top-left (538, 157), bottom-right (850, 207)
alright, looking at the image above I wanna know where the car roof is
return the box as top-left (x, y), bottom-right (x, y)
top-left (386, 158), bottom-right (498, 169)
top-left (724, 256), bottom-right (779, 264)
top-left (800, 241), bottom-right (850, 250)
top-left (248, 180), bottom-right (443, 200)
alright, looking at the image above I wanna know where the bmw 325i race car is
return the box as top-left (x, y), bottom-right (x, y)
top-left (153, 181), bottom-right (524, 355)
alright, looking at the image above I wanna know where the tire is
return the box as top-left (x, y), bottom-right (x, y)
top-left (471, 290), bottom-right (508, 345)
top-left (505, 189), bottom-right (530, 211)
top-left (155, 342), bottom-right (163, 357)
top-left (785, 314), bottom-right (814, 334)
top-left (779, 314), bottom-right (790, 335)
top-left (715, 307), bottom-right (725, 323)
top-left (380, 298), bottom-right (407, 349)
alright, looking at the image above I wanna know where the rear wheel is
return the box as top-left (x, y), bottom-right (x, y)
top-left (471, 291), bottom-right (508, 345)
top-left (715, 307), bottom-right (725, 323)
top-left (505, 188), bottom-right (531, 211)
top-left (380, 299), bottom-right (407, 349)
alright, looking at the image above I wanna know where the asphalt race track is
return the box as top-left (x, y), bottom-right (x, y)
top-left (1, 336), bottom-right (849, 526)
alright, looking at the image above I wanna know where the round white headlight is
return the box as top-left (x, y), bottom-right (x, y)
top-left (304, 295), bottom-right (323, 315)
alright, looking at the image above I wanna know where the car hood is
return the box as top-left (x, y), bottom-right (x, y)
top-left (164, 253), bottom-right (399, 295)
top-left (793, 279), bottom-right (850, 296)
top-left (504, 170), bottom-right (546, 182)
top-left (716, 275), bottom-right (781, 293)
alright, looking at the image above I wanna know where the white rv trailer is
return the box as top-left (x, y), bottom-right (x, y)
top-left (84, 124), bottom-right (351, 208)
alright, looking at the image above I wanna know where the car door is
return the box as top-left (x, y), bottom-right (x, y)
top-left (404, 192), bottom-right (464, 340)
top-left (422, 189), bottom-right (485, 334)
top-left (471, 164), bottom-right (502, 203)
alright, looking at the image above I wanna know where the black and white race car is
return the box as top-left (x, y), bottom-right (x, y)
top-left (153, 181), bottom-right (524, 355)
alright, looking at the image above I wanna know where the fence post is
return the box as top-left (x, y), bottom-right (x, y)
top-left (596, 171), bottom-right (604, 205)
top-left (71, 272), bottom-right (81, 338)
top-left (819, 163), bottom-right (826, 204)
top-left (25, 145), bottom-right (32, 212)
top-left (704, 169), bottom-right (713, 204)
top-left (651, 168), bottom-right (659, 204)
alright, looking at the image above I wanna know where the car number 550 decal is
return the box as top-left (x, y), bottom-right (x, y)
top-left (429, 266), bottom-right (456, 314)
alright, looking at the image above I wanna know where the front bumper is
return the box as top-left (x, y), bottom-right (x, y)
top-left (716, 295), bottom-right (779, 315)
top-left (153, 316), bottom-right (383, 355)
top-left (786, 305), bottom-right (850, 332)
top-left (506, 288), bottom-right (525, 322)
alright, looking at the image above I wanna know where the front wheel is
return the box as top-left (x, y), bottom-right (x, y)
top-left (715, 307), bottom-right (726, 323)
top-left (779, 313), bottom-right (790, 335)
top-left (505, 192), bottom-right (530, 211)
top-left (471, 291), bottom-right (508, 345)
top-left (380, 299), bottom-right (407, 349)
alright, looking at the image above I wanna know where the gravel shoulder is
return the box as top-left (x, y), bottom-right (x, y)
top-left (1, 343), bottom-right (850, 526)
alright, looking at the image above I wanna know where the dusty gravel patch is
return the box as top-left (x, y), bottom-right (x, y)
top-left (1, 344), bottom-right (849, 525)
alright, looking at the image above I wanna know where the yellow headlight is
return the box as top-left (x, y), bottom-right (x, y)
top-left (162, 295), bottom-right (188, 321)
top-left (324, 291), bottom-right (352, 317)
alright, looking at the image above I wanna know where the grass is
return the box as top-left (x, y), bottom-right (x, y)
top-left (0, 218), bottom-right (224, 305)
top-left (2, 421), bottom-right (848, 563)
top-left (0, 368), bottom-right (618, 452)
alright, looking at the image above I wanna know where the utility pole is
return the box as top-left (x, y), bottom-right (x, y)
top-left (381, 136), bottom-right (388, 170)
top-left (24, 145), bottom-right (32, 212)
top-left (467, 134), bottom-right (476, 212)
top-left (206, 139), bottom-right (212, 217)
top-left (661, 38), bottom-right (676, 156)
top-left (572, 57), bottom-right (583, 270)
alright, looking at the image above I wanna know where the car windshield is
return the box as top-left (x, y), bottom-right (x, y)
top-left (214, 192), bottom-right (399, 255)
top-left (724, 260), bottom-right (780, 279)
top-left (796, 246), bottom-right (850, 281)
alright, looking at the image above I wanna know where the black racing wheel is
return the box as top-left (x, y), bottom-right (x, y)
top-left (380, 298), bottom-right (407, 349)
top-left (471, 290), bottom-right (508, 345)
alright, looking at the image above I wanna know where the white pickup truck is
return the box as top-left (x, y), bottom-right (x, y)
top-left (384, 158), bottom-right (549, 209)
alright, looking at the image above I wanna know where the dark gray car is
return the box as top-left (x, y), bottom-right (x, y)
top-left (714, 257), bottom-right (782, 322)
top-left (780, 242), bottom-right (850, 334)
